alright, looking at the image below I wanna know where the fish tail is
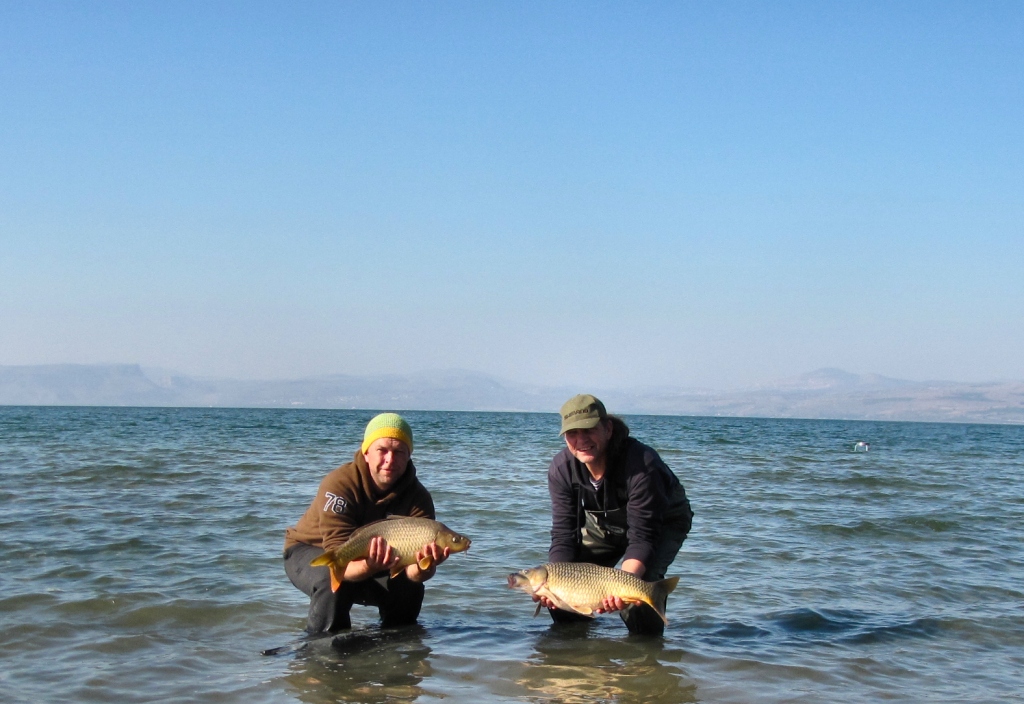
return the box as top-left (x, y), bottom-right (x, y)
top-left (310, 552), bottom-right (350, 593)
top-left (658, 575), bottom-right (680, 596)
top-left (649, 576), bottom-right (680, 625)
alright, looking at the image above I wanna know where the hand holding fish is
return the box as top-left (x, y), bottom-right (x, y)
top-left (533, 561), bottom-right (641, 613)
top-left (594, 595), bottom-right (627, 614)
top-left (510, 562), bottom-right (679, 624)
top-left (534, 591), bottom-right (625, 613)
top-left (594, 559), bottom-right (644, 613)
top-left (532, 594), bottom-right (549, 608)
top-left (309, 516), bottom-right (472, 592)
top-left (407, 541), bottom-right (452, 583)
top-left (532, 589), bottom-right (618, 609)
top-left (362, 536), bottom-right (401, 574)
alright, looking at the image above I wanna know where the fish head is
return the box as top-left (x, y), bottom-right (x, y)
top-left (507, 566), bottom-right (548, 593)
top-left (438, 528), bottom-right (472, 553)
top-left (507, 572), bottom-right (530, 591)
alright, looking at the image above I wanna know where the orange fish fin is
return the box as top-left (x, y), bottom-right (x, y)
top-left (389, 564), bottom-right (405, 579)
top-left (329, 564), bottom-right (344, 593)
top-left (417, 554), bottom-right (434, 571)
top-left (309, 552), bottom-right (332, 567)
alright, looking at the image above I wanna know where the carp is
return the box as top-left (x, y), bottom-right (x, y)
top-left (507, 562), bottom-right (679, 624)
top-left (310, 516), bottom-right (471, 592)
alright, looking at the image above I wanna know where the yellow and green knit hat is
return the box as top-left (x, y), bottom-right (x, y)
top-left (361, 413), bottom-right (414, 454)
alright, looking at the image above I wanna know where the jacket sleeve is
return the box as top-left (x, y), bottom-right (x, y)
top-left (548, 453), bottom-right (579, 563)
top-left (406, 482), bottom-right (436, 520)
top-left (622, 447), bottom-right (669, 567)
top-left (315, 472), bottom-right (362, 553)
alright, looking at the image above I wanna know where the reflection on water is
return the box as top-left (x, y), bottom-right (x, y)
top-left (278, 619), bottom-right (699, 704)
top-left (284, 625), bottom-right (432, 704)
top-left (519, 622), bottom-right (697, 703)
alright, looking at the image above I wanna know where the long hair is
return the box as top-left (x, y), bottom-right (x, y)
top-left (606, 415), bottom-right (631, 458)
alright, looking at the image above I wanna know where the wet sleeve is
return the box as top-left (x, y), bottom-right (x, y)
top-left (548, 456), bottom-right (578, 563)
top-left (622, 452), bottom-right (667, 567)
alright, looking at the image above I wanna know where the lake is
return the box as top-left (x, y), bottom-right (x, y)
top-left (1, 406), bottom-right (1022, 702)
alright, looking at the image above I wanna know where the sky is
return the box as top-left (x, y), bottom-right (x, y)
top-left (1, 1), bottom-right (1022, 390)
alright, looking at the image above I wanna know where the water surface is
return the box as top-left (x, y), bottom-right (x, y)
top-left (1, 407), bottom-right (1022, 702)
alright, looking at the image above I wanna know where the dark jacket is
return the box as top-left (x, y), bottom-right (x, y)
top-left (547, 427), bottom-right (691, 567)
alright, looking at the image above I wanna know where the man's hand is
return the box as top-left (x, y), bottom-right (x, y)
top-left (363, 536), bottom-right (401, 574)
top-left (593, 559), bottom-right (646, 613)
top-left (532, 593), bottom-right (557, 610)
top-left (593, 559), bottom-right (646, 612)
top-left (594, 595), bottom-right (627, 614)
top-left (366, 535), bottom-right (401, 572)
top-left (340, 536), bottom-right (401, 581)
top-left (532, 592), bottom-right (623, 613)
top-left (420, 541), bottom-right (452, 568)
top-left (406, 541), bottom-right (451, 583)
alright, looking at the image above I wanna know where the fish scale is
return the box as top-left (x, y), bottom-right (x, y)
top-left (311, 516), bottom-right (471, 591)
top-left (508, 561), bottom-right (679, 624)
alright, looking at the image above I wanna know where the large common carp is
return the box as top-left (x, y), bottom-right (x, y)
top-left (310, 517), bottom-right (471, 592)
top-left (507, 562), bottom-right (679, 624)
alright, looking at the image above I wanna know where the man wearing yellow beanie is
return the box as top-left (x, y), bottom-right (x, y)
top-left (284, 412), bottom-right (451, 634)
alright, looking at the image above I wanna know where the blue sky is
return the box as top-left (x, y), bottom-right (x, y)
top-left (2, 1), bottom-right (1022, 388)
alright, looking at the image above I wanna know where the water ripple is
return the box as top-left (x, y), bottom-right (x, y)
top-left (2, 407), bottom-right (1023, 703)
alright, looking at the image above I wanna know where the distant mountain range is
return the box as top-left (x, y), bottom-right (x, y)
top-left (1, 364), bottom-right (1022, 424)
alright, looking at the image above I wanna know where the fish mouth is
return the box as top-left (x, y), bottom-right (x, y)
top-left (507, 572), bottom-right (529, 589)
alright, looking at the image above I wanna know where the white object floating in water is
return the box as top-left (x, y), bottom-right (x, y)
top-left (854, 441), bottom-right (870, 452)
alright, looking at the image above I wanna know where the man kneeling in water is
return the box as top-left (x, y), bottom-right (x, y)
top-left (283, 413), bottom-right (451, 633)
top-left (537, 395), bottom-right (693, 636)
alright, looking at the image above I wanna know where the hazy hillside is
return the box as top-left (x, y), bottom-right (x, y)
top-left (2, 364), bottom-right (1022, 424)
top-left (603, 368), bottom-right (1024, 425)
top-left (0, 364), bottom-right (569, 412)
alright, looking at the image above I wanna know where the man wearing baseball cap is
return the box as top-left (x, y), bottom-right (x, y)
top-left (283, 413), bottom-right (451, 634)
top-left (539, 394), bottom-right (693, 635)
